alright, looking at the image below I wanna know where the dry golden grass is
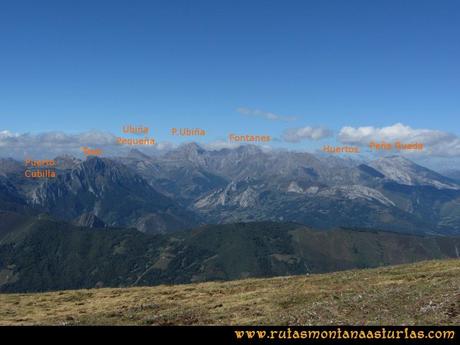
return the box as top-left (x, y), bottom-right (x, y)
top-left (0, 259), bottom-right (459, 325)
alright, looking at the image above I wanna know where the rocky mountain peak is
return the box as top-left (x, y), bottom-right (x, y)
top-left (127, 149), bottom-right (152, 160)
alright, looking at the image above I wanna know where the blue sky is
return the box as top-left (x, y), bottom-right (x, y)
top-left (0, 0), bottom-right (459, 156)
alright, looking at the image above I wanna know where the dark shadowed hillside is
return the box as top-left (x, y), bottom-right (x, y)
top-left (0, 212), bottom-right (459, 293)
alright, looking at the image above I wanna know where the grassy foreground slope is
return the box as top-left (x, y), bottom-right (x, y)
top-left (0, 259), bottom-right (458, 325)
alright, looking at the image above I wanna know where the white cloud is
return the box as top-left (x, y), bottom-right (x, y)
top-left (202, 140), bottom-right (274, 152)
top-left (155, 141), bottom-right (177, 151)
top-left (282, 126), bottom-right (333, 142)
top-left (338, 123), bottom-right (460, 157)
top-left (0, 130), bottom-right (19, 143)
top-left (0, 130), bottom-right (170, 159)
top-left (202, 140), bottom-right (242, 150)
top-left (237, 107), bottom-right (297, 122)
top-left (0, 130), bottom-right (117, 148)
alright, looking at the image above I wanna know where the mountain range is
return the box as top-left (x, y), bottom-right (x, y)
top-left (3, 143), bottom-right (460, 235)
top-left (2, 144), bottom-right (460, 292)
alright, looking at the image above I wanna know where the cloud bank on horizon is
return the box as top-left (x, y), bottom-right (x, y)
top-left (1, 122), bottom-right (460, 161)
top-left (0, 130), bottom-right (172, 159)
top-left (338, 123), bottom-right (460, 157)
top-left (282, 126), bottom-right (333, 142)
